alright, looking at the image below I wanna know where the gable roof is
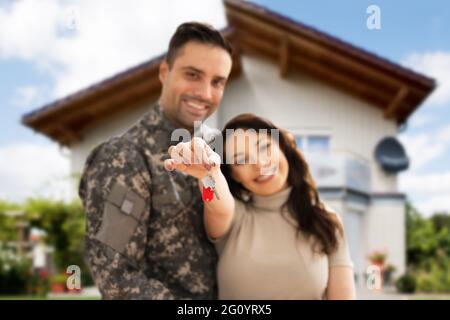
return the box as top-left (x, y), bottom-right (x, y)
top-left (22, 0), bottom-right (435, 146)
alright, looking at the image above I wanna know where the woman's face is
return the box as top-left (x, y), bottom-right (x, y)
top-left (225, 130), bottom-right (289, 196)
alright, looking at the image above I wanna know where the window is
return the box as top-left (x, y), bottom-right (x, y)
top-left (308, 135), bottom-right (330, 153)
top-left (294, 134), bottom-right (330, 153)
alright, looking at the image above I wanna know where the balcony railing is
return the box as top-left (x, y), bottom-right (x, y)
top-left (304, 152), bottom-right (372, 194)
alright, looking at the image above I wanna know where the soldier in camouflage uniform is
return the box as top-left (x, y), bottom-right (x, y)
top-left (78, 22), bottom-right (233, 299)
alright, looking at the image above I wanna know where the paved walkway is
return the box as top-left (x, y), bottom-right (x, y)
top-left (46, 286), bottom-right (101, 299)
top-left (356, 285), bottom-right (450, 300)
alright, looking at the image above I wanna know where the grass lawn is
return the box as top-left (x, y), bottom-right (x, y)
top-left (411, 295), bottom-right (450, 300)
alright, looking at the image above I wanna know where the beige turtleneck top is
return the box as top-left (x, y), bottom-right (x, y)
top-left (210, 187), bottom-right (353, 300)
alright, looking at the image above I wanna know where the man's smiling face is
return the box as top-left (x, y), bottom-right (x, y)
top-left (159, 41), bottom-right (233, 130)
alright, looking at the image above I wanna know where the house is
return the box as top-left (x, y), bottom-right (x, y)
top-left (22, 0), bottom-right (435, 285)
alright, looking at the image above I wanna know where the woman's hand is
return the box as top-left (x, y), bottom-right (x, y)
top-left (163, 137), bottom-right (221, 179)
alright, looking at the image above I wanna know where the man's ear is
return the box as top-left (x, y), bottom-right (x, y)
top-left (159, 60), bottom-right (169, 84)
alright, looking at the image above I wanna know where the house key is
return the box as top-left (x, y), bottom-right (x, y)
top-left (201, 174), bottom-right (220, 202)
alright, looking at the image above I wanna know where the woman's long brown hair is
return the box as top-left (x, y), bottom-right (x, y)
top-left (221, 113), bottom-right (343, 255)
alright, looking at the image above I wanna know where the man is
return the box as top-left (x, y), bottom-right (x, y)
top-left (78, 22), bottom-right (233, 299)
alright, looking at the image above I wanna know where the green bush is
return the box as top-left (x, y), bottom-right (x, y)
top-left (0, 243), bottom-right (32, 294)
top-left (415, 254), bottom-right (450, 293)
top-left (405, 203), bottom-right (450, 293)
top-left (23, 198), bottom-right (94, 287)
top-left (28, 270), bottom-right (50, 297)
top-left (1, 197), bottom-right (94, 290)
top-left (416, 272), bottom-right (435, 293)
top-left (0, 201), bottom-right (21, 243)
top-left (395, 273), bottom-right (417, 293)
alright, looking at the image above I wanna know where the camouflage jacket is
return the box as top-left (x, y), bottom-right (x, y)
top-left (78, 103), bottom-right (218, 299)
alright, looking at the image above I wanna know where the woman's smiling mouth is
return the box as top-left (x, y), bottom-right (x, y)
top-left (254, 174), bottom-right (274, 183)
top-left (254, 166), bottom-right (277, 183)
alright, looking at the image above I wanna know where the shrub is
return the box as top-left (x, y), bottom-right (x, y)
top-left (416, 272), bottom-right (435, 293)
top-left (395, 273), bottom-right (417, 293)
top-left (0, 243), bottom-right (32, 294)
top-left (1, 198), bottom-right (94, 291)
top-left (24, 198), bottom-right (94, 287)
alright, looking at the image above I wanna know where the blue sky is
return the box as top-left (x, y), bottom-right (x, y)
top-left (0, 0), bottom-right (449, 215)
top-left (0, 59), bottom-right (54, 144)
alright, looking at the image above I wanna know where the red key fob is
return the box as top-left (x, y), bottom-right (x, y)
top-left (202, 186), bottom-right (214, 202)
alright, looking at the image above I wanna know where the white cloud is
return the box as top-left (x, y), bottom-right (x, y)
top-left (408, 112), bottom-right (434, 129)
top-left (402, 51), bottom-right (450, 106)
top-left (0, 0), bottom-right (226, 202)
top-left (398, 52), bottom-right (450, 216)
top-left (0, 0), bottom-right (62, 60)
top-left (0, 0), bottom-right (227, 99)
top-left (0, 142), bottom-right (74, 202)
top-left (399, 124), bottom-right (450, 216)
top-left (399, 171), bottom-right (450, 216)
top-left (400, 171), bottom-right (450, 194)
top-left (10, 85), bottom-right (46, 110)
top-left (417, 195), bottom-right (450, 217)
top-left (399, 125), bottom-right (450, 171)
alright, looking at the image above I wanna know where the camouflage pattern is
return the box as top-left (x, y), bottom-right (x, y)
top-left (78, 103), bottom-right (218, 299)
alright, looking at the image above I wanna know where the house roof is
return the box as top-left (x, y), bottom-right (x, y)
top-left (22, 0), bottom-right (436, 146)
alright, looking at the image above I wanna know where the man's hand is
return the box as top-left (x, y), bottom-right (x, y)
top-left (165, 138), bottom-right (235, 240)
top-left (164, 137), bottom-right (221, 179)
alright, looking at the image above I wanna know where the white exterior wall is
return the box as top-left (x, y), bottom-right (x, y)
top-left (365, 200), bottom-right (406, 276)
top-left (70, 101), bottom-right (154, 173)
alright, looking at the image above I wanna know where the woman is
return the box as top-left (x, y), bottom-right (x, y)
top-left (164, 113), bottom-right (356, 299)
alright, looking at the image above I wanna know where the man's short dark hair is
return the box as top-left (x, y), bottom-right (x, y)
top-left (166, 22), bottom-right (233, 68)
